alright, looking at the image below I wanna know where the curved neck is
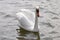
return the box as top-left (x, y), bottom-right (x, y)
top-left (34, 8), bottom-right (39, 30)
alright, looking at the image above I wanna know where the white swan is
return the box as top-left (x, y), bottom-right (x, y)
top-left (16, 6), bottom-right (40, 32)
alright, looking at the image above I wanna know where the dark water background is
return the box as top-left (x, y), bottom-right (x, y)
top-left (0, 0), bottom-right (60, 40)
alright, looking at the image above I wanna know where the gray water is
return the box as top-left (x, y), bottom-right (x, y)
top-left (0, 0), bottom-right (60, 40)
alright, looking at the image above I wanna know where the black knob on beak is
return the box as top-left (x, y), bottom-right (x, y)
top-left (36, 8), bottom-right (40, 17)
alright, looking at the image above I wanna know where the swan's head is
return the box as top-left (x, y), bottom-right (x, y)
top-left (36, 6), bottom-right (40, 17)
top-left (36, 6), bottom-right (39, 9)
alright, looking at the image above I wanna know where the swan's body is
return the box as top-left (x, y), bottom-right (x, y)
top-left (16, 7), bottom-right (40, 32)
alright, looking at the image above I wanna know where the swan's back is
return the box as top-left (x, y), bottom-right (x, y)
top-left (16, 9), bottom-right (36, 31)
top-left (20, 9), bottom-right (35, 22)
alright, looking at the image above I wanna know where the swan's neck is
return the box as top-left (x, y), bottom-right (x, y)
top-left (34, 13), bottom-right (38, 30)
top-left (34, 8), bottom-right (39, 30)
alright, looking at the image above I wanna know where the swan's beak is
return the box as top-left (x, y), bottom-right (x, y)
top-left (36, 6), bottom-right (40, 17)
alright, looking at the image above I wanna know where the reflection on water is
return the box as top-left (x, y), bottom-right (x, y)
top-left (16, 27), bottom-right (40, 40)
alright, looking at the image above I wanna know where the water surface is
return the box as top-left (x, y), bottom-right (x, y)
top-left (0, 0), bottom-right (60, 40)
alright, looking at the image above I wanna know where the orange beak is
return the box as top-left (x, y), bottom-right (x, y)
top-left (36, 8), bottom-right (40, 17)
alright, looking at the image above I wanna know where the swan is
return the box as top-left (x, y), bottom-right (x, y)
top-left (16, 6), bottom-right (40, 32)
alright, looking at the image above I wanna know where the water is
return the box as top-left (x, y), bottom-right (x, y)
top-left (0, 0), bottom-right (60, 40)
top-left (16, 27), bottom-right (40, 40)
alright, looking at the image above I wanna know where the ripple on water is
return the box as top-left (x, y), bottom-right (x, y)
top-left (49, 31), bottom-right (58, 34)
top-left (3, 14), bottom-right (13, 18)
top-left (0, 12), bottom-right (6, 15)
top-left (43, 37), bottom-right (53, 40)
top-left (52, 17), bottom-right (59, 19)
top-left (41, 22), bottom-right (55, 28)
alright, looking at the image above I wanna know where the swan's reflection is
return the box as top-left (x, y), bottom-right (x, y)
top-left (16, 27), bottom-right (40, 40)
